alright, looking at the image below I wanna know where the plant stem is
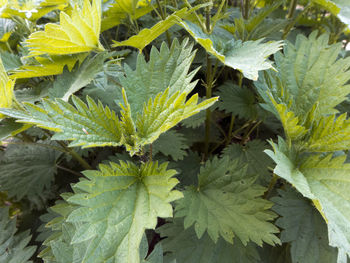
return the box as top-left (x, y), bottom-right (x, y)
top-left (56, 141), bottom-right (92, 170)
top-left (244, 0), bottom-right (250, 19)
top-left (263, 173), bottom-right (278, 199)
top-left (226, 115), bottom-right (235, 146)
top-left (241, 120), bottom-right (261, 143)
top-left (156, 0), bottom-right (171, 46)
top-left (204, 6), bottom-right (213, 160)
top-left (283, 3), bottom-right (312, 39)
top-left (57, 165), bottom-right (82, 177)
top-left (287, 0), bottom-right (298, 19)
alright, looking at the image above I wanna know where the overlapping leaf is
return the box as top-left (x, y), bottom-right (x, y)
top-left (60, 161), bottom-right (181, 263)
top-left (272, 187), bottom-right (338, 263)
top-left (0, 56), bottom-right (15, 119)
top-left (178, 20), bottom-right (283, 80)
top-left (175, 156), bottom-right (280, 246)
top-left (0, 207), bottom-right (36, 263)
top-left (158, 218), bottom-right (260, 263)
top-left (0, 0), bottom-right (68, 21)
top-left (0, 143), bottom-right (60, 207)
top-left (312, 0), bottom-right (350, 28)
top-left (25, 0), bottom-right (104, 56)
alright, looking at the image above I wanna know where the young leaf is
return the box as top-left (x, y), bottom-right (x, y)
top-left (25, 0), bottom-right (104, 56)
top-left (158, 218), bottom-right (260, 263)
top-left (175, 156), bottom-right (280, 246)
top-left (49, 52), bottom-right (109, 101)
top-left (272, 187), bottom-right (338, 263)
top-left (112, 8), bottom-right (192, 51)
top-left (10, 54), bottom-right (87, 79)
top-left (0, 207), bottom-right (36, 263)
top-left (0, 143), bottom-right (60, 207)
top-left (178, 20), bottom-right (283, 80)
top-left (117, 39), bottom-right (198, 115)
top-left (255, 32), bottom-right (350, 119)
top-left (64, 160), bottom-right (182, 263)
top-left (0, 56), bottom-right (14, 119)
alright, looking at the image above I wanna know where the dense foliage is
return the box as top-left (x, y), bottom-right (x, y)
top-left (0, 0), bottom-right (350, 262)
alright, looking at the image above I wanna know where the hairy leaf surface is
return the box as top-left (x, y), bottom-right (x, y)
top-left (175, 156), bottom-right (280, 246)
top-left (25, 0), bottom-right (104, 56)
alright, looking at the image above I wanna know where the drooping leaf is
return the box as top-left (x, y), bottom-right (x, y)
top-left (10, 54), bottom-right (87, 79)
top-left (117, 39), bottom-right (198, 115)
top-left (0, 143), bottom-right (60, 207)
top-left (175, 156), bottom-right (280, 246)
top-left (255, 31), bottom-right (350, 119)
top-left (0, 18), bottom-right (15, 43)
top-left (273, 187), bottom-right (338, 263)
top-left (0, 0), bottom-right (68, 21)
top-left (49, 52), bottom-right (109, 101)
top-left (312, 0), bottom-right (350, 28)
top-left (215, 82), bottom-right (258, 119)
top-left (0, 118), bottom-right (31, 141)
top-left (152, 130), bottom-right (189, 161)
top-left (25, 0), bottom-right (104, 56)
top-left (0, 207), bottom-right (36, 263)
top-left (61, 160), bottom-right (182, 263)
top-left (222, 140), bottom-right (274, 182)
top-left (178, 20), bottom-right (283, 80)
top-left (158, 218), bottom-right (260, 263)
top-left (0, 56), bottom-right (15, 119)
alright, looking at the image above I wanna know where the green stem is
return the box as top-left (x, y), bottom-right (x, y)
top-left (263, 173), bottom-right (278, 199)
top-left (226, 115), bottom-right (235, 146)
top-left (283, 3), bottom-right (312, 39)
top-left (241, 120), bottom-right (261, 144)
top-left (57, 165), bottom-right (82, 177)
top-left (156, 0), bottom-right (171, 46)
top-left (287, 0), bottom-right (298, 19)
top-left (56, 141), bottom-right (92, 170)
top-left (244, 0), bottom-right (250, 19)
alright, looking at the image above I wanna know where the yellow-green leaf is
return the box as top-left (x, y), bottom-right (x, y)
top-left (0, 56), bottom-right (14, 119)
top-left (25, 0), bottom-right (104, 56)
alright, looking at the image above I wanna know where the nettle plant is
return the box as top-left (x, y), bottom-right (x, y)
top-left (1, 0), bottom-right (350, 262)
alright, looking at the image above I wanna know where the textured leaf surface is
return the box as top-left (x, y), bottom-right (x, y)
top-left (10, 54), bottom-right (87, 79)
top-left (0, 0), bottom-right (68, 21)
top-left (64, 161), bottom-right (182, 263)
top-left (0, 207), bottom-right (36, 263)
top-left (25, 0), bottom-right (104, 56)
top-left (267, 140), bottom-right (350, 259)
top-left (158, 218), bottom-right (260, 263)
top-left (117, 39), bottom-right (198, 115)
top-left (273, 188), bottom-right (337, 263)
top-left (222, 140), bottom-right (273, 181)
top-left (152, 130), bottom-right (189, 161)
top-left (112, 8), bottom-right (190, 51)
top-left (175, 156), bottom-right (280, 246)
top-left (0, 52), bottom-right (22, 71)
top-left (49, 53), bottom-right (108, 101)
top-left (216, 82), bottom-right (257, 119)
top-left (179, 21), bottom-right (283, 80)
top-left (0, 143), bottom-right (59, 206)
top-left (0, 56), bottom-right (14, 119)
top-left (255, 32), bottom-right (350, 119)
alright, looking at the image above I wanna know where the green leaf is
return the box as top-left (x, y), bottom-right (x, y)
top-left (158, 218), bottom-right (260, 263)
top-left (178, 20), bottom-right (283, 80)
top-left (0, 18), bottom-right (15, 42)
top-left (117, 39), bottom-right (198, 115)
top-left (0, 55), bottom-right (14, 119)
top-left (152, 130), bottom-right (189, 161)
top-left (0, 207), bottom-right (36, 263)
top-left (112, 8), bottom-right (193, 51)
top-left (0, 119), bottom-right (31, 141)
top-left (10, 54), bottom-right (87, 79)
top-left (215, 82), bottom-right (257, 119)
top-left (25, 0), bottom-right (104, 56)
top-left (0, 52), bottom-right (22, 72)
top-left (49, 52), bottom-right (109, 101)
top-left (304, 113), bottom-right (350, 152)
top-left (63, 160), bottom-right (182, 263)
top-left (255, 31), bottom-right (350, 119)
top-left (175, 156), bottom-right (280, 246)
top-left (222, 140), bottom-right (274, 182)
top-left (272, 187), bottom-right (338, 263)
top-left (0, 143), bottom-right (60, 207)
top-left (312, 0), bottom-right (350, 28)
top-left (0, 0), bottom-right (68, 21)
top-left (267, 140), bottom-right (350, 259)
